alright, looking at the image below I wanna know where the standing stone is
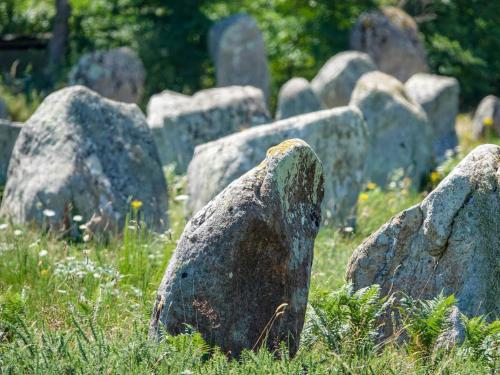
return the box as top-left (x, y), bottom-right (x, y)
top-left (276, 78), bottom-right (323, 120)
top-left (68, 47), bottom-right (145, 103)
top-left (0, 86), bottom-right (168, 235)
top-left (0, 98), bottom-right (8, 119)
top-left (405, 73), bottom-right (459, 160)
top-left (147, 85), bottom-right (270, 172)
top-left (472, 95), bottom-right (500, 139)
top-left (150, 139), bottom-right (324, 357)
top-left (187, 107), bottom-right (367, 227)
top-left (350, 7), bottom-right (428, 82)
top-left (350, 71), bottom-right (434, 189)
top-left (209, 13), bottom-right (270, 101)
top-left (0, 120), bottom-right (21, 185)
top-left (311, 51), bottom-right (376, 108)
top-left (347, 145), bottom-right (500, 327)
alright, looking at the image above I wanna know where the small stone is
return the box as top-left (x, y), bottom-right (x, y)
top-left (209, 13), bottom-right (270, 101)
top-left (311, 51), bottom-right (376, 108)
top-left (350, 7), bottom-right (428, 82)
top-left (276, 78), bottom-right (323, 120)
top-left (149, 139), bottom-right (324, 357)
top-left (69, 47), bottom-right (145, 103)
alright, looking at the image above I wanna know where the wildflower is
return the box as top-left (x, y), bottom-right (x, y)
top-left (73, 215), bottom-right (83, 222)
top-left (0, 223), bottom-right (8, 230)
top-left (366, 182), bottom-right (377, 190)
top-left (131, 200), bottom-right (143, 210)
top-left (79, 224), bottom-right (87, 230)
top-left (483, 117), bottom-right (494, 127)
top-left (40, 269), bottom-right (49, 276)
top-left (14, 229), bottom-right (23, 236)
top-left (430, 171), bottom-right (441, 184)
top-left (83, 234), bottom-right (91, 242)
top-left (358, 193), bottom-right (369, 202)
top-left (343, 226), bottom-right (354, 233)
top-left (174, 194), bottom-right (189, 202)
top-left (43, 209), bottom-right (56, 217)
top-left (38, 249), bottom-right (48, 257)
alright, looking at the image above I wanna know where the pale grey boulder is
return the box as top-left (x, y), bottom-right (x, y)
top-left (0, 98), bottom-right (8, 119)
top-left (147, 85), bottom-right (270, 172)
top-left (187, 107), bottom-right (367, 227)
top-left (0, 86), bottom-right (168, 235)
top-left (350, 7), bottom-right (428, 82)
top-left (209, 13), bottom-right (270, 101)
top-left (311, 51), bottom-right (376, 108)
top-left (69, 47), bottom-right (145, 103)
top-left (0, 120), bottom-right (21, 185)
top-left (472, 95), bottom-right (500, 139)
top-left (405, 73), bottom-right (459, 160)
top-left (150, 139), bottom-right (324, 357)
top-left (347, 145), bottom-right (500, 326)
top-left (350, 71), bottom-right (434, 189)
top-left (276, 78), bottom-right (323, 120)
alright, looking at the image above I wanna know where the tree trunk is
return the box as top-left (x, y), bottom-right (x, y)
top-left (46, 0), bottom-right (71, 80)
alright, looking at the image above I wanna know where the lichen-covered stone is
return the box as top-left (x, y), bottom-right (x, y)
top-left (147, 85), bottom-right (270, 172)
top-left (276, 78), bottom-right (323, 120)
top-left (209, 13), bottom-right (270, 101)
top-left (350, 71), bottom-right (434, 188)
top-left (311, 51), bottom-right (376, 108)
top-left (0, 120), bottom-right (21, 185)
top-left (187, 107), bottom-right (367, 227)
top-left (405, 73), bottom-right (459, 160)
top-left (472, 95), bottom-right (500, 139)
top-left (347, 145), bottom-right (500, 328)
top-left (350, 7), bottom-right (428, 82)
top-left (149, 139), bottom-right (324, 357)
top-left (69, 47), bottom-right (145, 103)
top-left (0, 86), bottom-right (168, 235)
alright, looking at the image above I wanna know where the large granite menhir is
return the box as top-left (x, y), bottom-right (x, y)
top-left (187, 107), bottom-right (367, 227)
top-left (147, 85), bottom-right (270, 172)
top-left (347, 145), bottom-right (500, 330)
top-left (150, 139), bottom-right (324, 357)
top-left (0, 86), bottom-right (168, 236)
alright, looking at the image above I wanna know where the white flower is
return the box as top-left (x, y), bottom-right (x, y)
top-left (83, 234), bottom-right (91, 242)
top-left (43, 209), bottom-right (56, 217)
top-left (73, 215), bottom-right (83, 222)
top-left (174, 194), bottom-right (189, 202)
top-left (343, 226), bottom-right (354, 233)
top-left (79, 224), bottom-right (87, 230)
top-left (14, 229), bottom-right (23, 236)
top-left (38, 250), bottom-right (48, 257)
top-left (0, 223), bottom-right (8, 230)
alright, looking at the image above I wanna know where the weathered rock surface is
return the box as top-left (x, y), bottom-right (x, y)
top-left (350, 71), bottom-right (434, 188)
top-left (187, 107), bottom-right (367, 227)
top-left (147, 85), bottom-right (270, 172)
top-left (0, 98), bottom-right (8, 119)
top-left (347, 144), bottom-right (500, 324)
top-left (0, 86), bottom-right (168, 235)
top-left (149, 139), bottom-right (324, 357)
top-left (276, 78), bottom-right (323, 120)
top-left (0, 120), bottom-right (21, 185)
top-left (472, 95), bottom-right (500, 139)
top-left (350, 7), bottom-right (428, 82)
top-left (68, 47), bottom-right (145, 103)
top-left (209, 13), bottom-right (270, 101)
top-left (311, 51), bottom-right (376, 108)
top-left (405, 73), bottom-right (459, 160)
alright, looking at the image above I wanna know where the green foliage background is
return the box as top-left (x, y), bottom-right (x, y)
top-left (1, 0), bottom-right (499, 109)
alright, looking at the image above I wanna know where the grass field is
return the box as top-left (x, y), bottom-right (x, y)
top-left (0, 116), bottom-right (498, 374)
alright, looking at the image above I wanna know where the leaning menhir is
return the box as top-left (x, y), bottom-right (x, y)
top-left (350, 71), bottom-right (434, 189)
top-left (209, 13), bottom-right (270, 101)
top-left (187, 107), bottom-right (367, 227)
top-left (149, 139), bottom-right (324, 357)
top-left (147, 85), bottom-right (270, 172)
top-left (405, 73), bottom-right (459, 160)
top-left (0, 86), bottom-right (168, 235)
top-left (347, 144), bottom-right (500, 325)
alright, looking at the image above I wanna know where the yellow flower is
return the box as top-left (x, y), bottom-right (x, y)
top-left (131, 200), bottom-right (143, 210)
top-left (483, 117), bottom-right (494, 127)
top-left (40, 269), bottom-right (49, 276)
top-left (430, 171), bottom-right (441, 184)
top-left (358, 193), bottom-right (369, 202)
top-left (366, 182), bottom-right (377, 190)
